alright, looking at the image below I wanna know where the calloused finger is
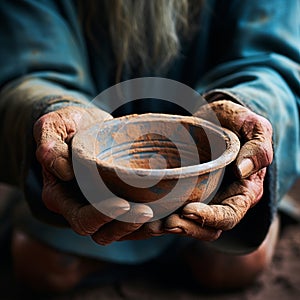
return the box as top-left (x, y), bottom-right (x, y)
top-left (233, 110), bottom-right (273, 178)
top-left (182, 198), bottom-right (249, 231)
top-left (92, 203), bottom-right (153, 245)
top-left (182, 169), bottom-right (266, 230)
top-left (236, 136), bottom-right (273, 178)
top-left (42, 171), bottom-right (130, 235)
top-left (164, 214), bottom-right (221, 241)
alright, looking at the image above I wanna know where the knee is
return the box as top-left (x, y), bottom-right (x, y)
top-left (182, 217), bottom-right (280, 290)
top-left (11, 229), bottom-right (83, 293)
top-left (184, 245), bottom-right (269, 290)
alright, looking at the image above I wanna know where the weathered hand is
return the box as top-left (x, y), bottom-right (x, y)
top-left (34, 106), bottom-right (153, 245)
top-left (163, 100), bottom-right (273, 241)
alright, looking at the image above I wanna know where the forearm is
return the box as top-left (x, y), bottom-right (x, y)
top-left (0, 76), bottom-right (93, 186)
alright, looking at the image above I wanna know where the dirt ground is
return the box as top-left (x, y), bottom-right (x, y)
top-left (0, 182), bottom-right (300, 300)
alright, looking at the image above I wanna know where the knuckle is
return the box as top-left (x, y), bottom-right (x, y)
top-left (221, 203), bottom-right (245, 230)
top-left (260, 116), bottom-right (273, 133)
top-left (34, 115), bottom-right (47, 130)
top-left (92, 234), bottom-right (112, 246)
top-left (68, 209), bottom-right (94, 236)
top-left (35, 142), bottom-right (53, 164)
top-left (42, 191), bottom-right (58, 213)
top-left (245, 177), bottom-right (264, 201)
top-left (221, 220), bottom-right (236, 230)
top-left (264, 145), bottom-right (274, 165)
top-left (256, 135), bottom-right (273, 164)
top-left (215, 212), bottom-right (237, 230)
top-left (34, 113), bottom-right (55, 134)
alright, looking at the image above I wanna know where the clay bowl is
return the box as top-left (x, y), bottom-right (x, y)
top-left (72, 113), bottom-right (240, 217)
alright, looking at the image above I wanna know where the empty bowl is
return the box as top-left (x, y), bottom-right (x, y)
top-left (72, 113), bottom-right (240, 218)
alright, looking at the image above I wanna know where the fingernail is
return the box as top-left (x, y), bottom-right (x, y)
top-left (53, 157), bottom-right (73, 180)
top-left (165, 227), bottom-right (183, 233)
top-left (237, 158), bottom-right (254, 178)
top-left (112, 205), bottom-right (130, 216)
top-left (182, 213), bottom-right (198, 220)
top-left (135, 213), bottom-right (153, 223)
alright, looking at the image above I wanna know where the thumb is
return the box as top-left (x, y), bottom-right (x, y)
top-left (194, 100), bottom-right (273, 178)
top-left (236, 134), bottom-right (273, 179)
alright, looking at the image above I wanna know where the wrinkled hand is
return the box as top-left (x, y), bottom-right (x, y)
top-left (162, 100), bottom-right (273, 241)
top-left (34, 106), bottom-right (153, 245)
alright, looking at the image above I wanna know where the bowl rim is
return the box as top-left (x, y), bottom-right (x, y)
top-left (73, 113), bottom-right (240, 179)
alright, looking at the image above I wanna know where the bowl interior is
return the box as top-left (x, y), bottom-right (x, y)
top-left (72, 113), bottom-right (240, 210)
top-left (95, 114), bottom-right (229, 172)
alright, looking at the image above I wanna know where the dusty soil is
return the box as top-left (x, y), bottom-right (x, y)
top-left (0, 182), bottom-right (300, 300)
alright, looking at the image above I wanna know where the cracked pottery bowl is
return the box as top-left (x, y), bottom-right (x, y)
top-left (72, 113), bottom-right (240, 216)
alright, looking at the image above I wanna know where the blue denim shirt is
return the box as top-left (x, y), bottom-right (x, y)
top-left (0, 0), bottom-right (299, 258)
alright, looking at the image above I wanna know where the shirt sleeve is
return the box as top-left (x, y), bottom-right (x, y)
top-left (0, 0), bottom-right (96, 186)
top-left (0, 0), bottom-right (94, 92)
top-left (195, 0), bottom-right (300, 253)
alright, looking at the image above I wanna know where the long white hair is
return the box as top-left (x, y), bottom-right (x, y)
top-left (79, 0), bottom-right (203, 80)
